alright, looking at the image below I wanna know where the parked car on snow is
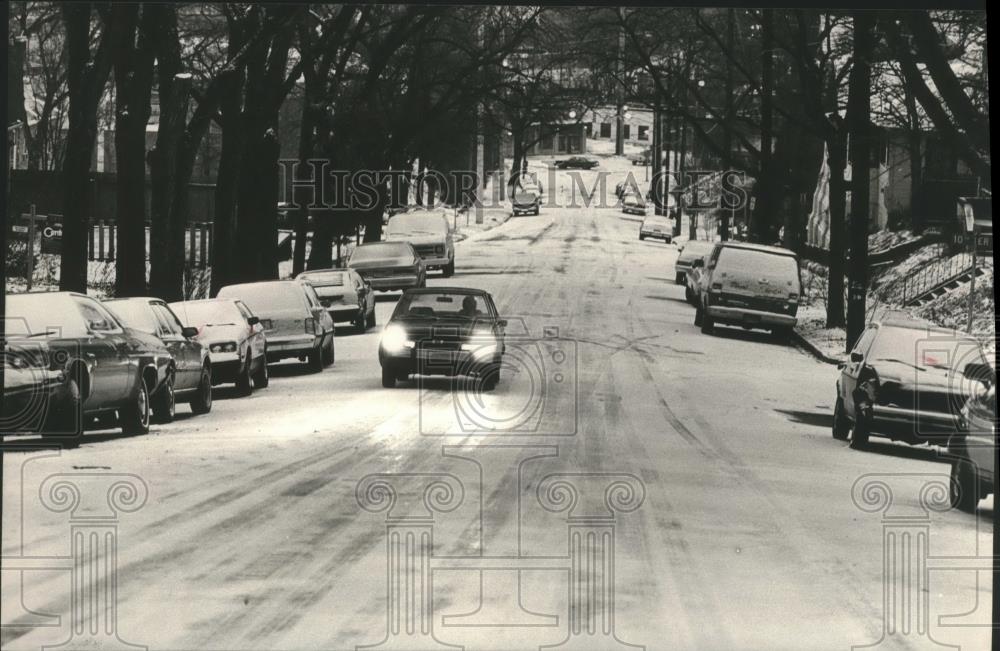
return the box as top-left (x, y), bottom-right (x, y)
top-left (673, 239), bottom-right (715, 284)
top-left (296, 268), bottom-right (376, 332)
top-left (378, 287), bottom-right (506, 389)
top-left (347, 241), bottom-right (427, 292)
top-left (385, 212), bottom-right (455, 277)
top-left (832, 316), bottom-right (992, 450)
top-left (623, 192), bottom-right (649, 217)
top-left (554, 156), bottom-right (599, 170)
top-left (3, 292), bottom-right (173, 437)
top-left (639, 215), bottom-right (671, 241)
top-left (948, 368), bottom-right (996, 512)
top-left (217, 280), bottom-right (335, 372)
top-left (630, 149), bottom-right (651, 166)
top-left (105, 297), bottom-right (213, 421)
top-left (169, 298), bottom-right (269, 394)
top-left (694, 242), bottom-right (801, 341)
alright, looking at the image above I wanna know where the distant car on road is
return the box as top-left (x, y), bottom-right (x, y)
top-left (169, 298), bottom-right (269, 394)
top-left (378, 287), bottom-right (506, 390)
top-left (948, 372), bottom-right (996, 512)
top-left (630, 149), bottom-right (651, 165)
top-left (623, 192), bottom-right (649, 217)
top-left (3, 292), bottom-right (173, 437)
top-left (512, 189), bottom-right (541, 216)
top-left (554, 156), bottom-right (599, 170)
top-left (217, 280), bottom-right (335, 372)
top-left (348, 241), bottom-right (427, 292)
top-left (673, 239), bottom-right (715, 284)
top-left (694, 242), bottom-right (801, 341)
top-left (638, 215), bottom-right (672, 242)
top-left (833, 316), bottom-right (992, 451)
top-left (296, 268), bottom-right (376, 332)
top-left (105, 297), bottom-right (212, 421)
top-left (385, 211), bottom-right (455, 277)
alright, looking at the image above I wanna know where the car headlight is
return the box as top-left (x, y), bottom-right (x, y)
top-left (210, 342), bottom-right (238, 354)
top-left (381, 324), bottom-right (413, 353)
top-left (462, 329), bottom-right (498, 359)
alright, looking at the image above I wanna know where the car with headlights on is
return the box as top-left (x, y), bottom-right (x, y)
top-left (947, 365), bottom-right (996, 513)
top-left (347, 241), bottom-right (426, 292)
top-left (673, 239), bottom-right (715, 284)
top-left (378, 287), bottom-right (506, 389)
top-left (3, 292), bottom-right (172, 437)
top-left (296, 268), bottom-right (376, 332)
top-left (105, 297), bottom-right (212, 421)
top-left (169, 298), bottom-right (268, 394)
top-left (512, 189), bottom-right (541, 216)
top-left (694, 242), bottom-right (802, 341)
top-left (832, 316), bottom-right (992, 450)
top-left (216, 280), bottom-right (335, 372)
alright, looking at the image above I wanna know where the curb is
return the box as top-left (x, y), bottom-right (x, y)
top-left (792, 330), bottom-right (844, 366)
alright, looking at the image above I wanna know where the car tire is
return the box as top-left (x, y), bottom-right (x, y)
top-left (950, 458), bottom-right (980, 513)
top-left (152, 371), bottom-right (176, 423)
top-left (694, 307), bottom-right (703, 327)
top-left (381, 366), bottom-right (396, 388)
top-left (849, 406), bottom-right (870, 450)
top-left (252, 354), bottom-right (269, 389)
top-left (367, 308), bottom-right (376, 329)
top-left (639, 235), bottom-right (645, 241)
top-left (832, 396), bottom-right (850, 440)
top-left (700, 313), bottom-right (714, 334)
top-left (481, 364), bottom-right (501, 391)
top-left (443, 259), bottom-right (455, 277)
top-left (120, 376), bottom-right (150, 435)
top-left (235, 355), bottom-right (253, 396)
top-left (675, 273), bottom-right (686, 284)
top-left (325, 335), bottom-right (335, 366)
top-left (307, 342), bottom-right (324, 372)
top-left (190, 365), bottom-right (213, 415)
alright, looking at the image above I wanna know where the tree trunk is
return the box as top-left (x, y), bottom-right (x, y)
top-left (210, 69), bottom-right (245, 295)
top-left (826, 128), bottom-right (847, 328)
top-left (292, 104), bottom-right (315, 276)
top-left (752, 9), bottom-right (775, 242)
top-left (59, 4), bottom-right (112, 293)
top-left (845, 11), bottom-right (875, 349)
top-left (112, 5), bottom-right (155, 298)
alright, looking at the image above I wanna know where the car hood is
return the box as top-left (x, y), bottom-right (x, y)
top-left (871, 359), bottom-right (964, 391)
top-left (385, 234), bottom-right (445, 246)
top-left (195, 324), bottom-right (247, 344)
top-left (391, 317), bottom-right (494, 340)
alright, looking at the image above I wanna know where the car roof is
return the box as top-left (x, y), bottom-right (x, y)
top-left (402, 287), bottom-right (490, 296)
top-left (298, 268), bottom-right (348, 276)
top-left (714, 241), bottom-right (797, 257)
top-left (872, 315), bottom-right (972, 338)
top-left (10, 290), bottom-right (88, 298)
top-left (105, 296), bottom-right (162, 304)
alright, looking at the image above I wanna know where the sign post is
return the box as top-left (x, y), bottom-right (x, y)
top-left (26, 204), bottom-right (35, 290)
top-left (967, 223), bottom-right (976, 334)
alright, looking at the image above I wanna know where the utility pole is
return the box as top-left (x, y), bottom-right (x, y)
top-left (615, 10), bottom-right (625, 156)
top-left (721, 7), bottom-right (735, 241)
top-left (756, 9), bottom-right (774, 243)
top-left (475, 23), bottom-right (485, 224)
top-left (846, 11), bottom-right (875, 349)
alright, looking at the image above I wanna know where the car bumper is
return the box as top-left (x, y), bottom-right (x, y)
top-left (265, 334), bottom-right (321, 360)
top-left (870, 406), bottom-right (959, 438)
top-left (419, 255), bottom-right (450, 269)
top-left (381, 348), bottom-right (500, 376)
top-left (368, 275), bottom-right (421, 291)
top-left (706, 305), bottom-right (796, 328)
top-left (513, 205), bottom-right (538, 214)
top-left (640, 229), bottom-right (668, 238)
top-left (326, 305), bottom-right (362, 322)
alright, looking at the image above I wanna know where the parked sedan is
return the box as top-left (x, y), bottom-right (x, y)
top-left (296, 268), bottom-right (376, 332)
top-left (639, 215), bottom-right (672, 241)
top-left (169, 298), bottom-right (269, 393)
top-left (833, 316), bottom-right (991, 450)
top-left (105, 297), bottom-right (213, 421)
top-left (3, 292), bottom-right (172, 437)
top-left (673, 239), bottom-right (715, 284)
top-left (948, 367), bottom-right (996, 512)
top-left (378, 287), bottom-right (506, 389)
top-left (217, 280), bottom-right (335, 372)
top-left (554, 156), bottom-right (599, 170)
top-left (512, 189), bottom-right (541, 216)
top-left (347, 241), bottom-right (427, 292)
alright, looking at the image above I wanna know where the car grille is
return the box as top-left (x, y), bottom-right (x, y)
top-left (879, 383), bottom-right (963, 416)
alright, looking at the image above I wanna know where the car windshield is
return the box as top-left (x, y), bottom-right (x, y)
top-left (387, 215), bottom-right (445, 236)
top-left (351, 242), bottom-right (412, 261)
top-left (5, 294), bottom-right (88, 337)
top-left (716, 248), bottom-right (799, 286)
top-left (643, 217), bottom-right (668, 227)
top-left (218, 283), bottom-right (304, 313)
top-left (869, 327), bottom-right (986, 371)
top-left (105, 300), bottom-right (158, 333)
top-left (395, 292), bottom-right (491, 320)
top-left (171, 300), bottom-right (244, 327)
top-left (298, 271), bottom-right (346, 287)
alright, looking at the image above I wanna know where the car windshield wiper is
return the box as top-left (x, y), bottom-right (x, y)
top-left (875, 357), bottom-right (926, 372)
top-left (23, 330), bottom-right (59, 338)
top-left (204, 322), bottom-right (237, 327)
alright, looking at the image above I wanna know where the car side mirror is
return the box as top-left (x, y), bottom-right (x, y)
top-left (692, 258), bottom-right (704, 268)
top-left (181, 326), bottom-right (199, 338)
top-left (247, 316), bottom-right (260, 326)
top-left (850, 351), bottom-right (864, 363)
top-left (963, 361), bottom-right (995, 387)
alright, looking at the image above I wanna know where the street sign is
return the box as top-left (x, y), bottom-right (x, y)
top-left (40, 221), bottom-right (63, 254)
top-left (952, 231), bottom-right (993, 254)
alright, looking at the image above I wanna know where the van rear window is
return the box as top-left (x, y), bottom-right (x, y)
top-left (716, 248), bottom-right (799, 285)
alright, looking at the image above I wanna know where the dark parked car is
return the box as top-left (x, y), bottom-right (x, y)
top-left (348, 241), bottom-right (427, 292)
top-left (378, 287), bottom-right (506, 389)
top-left (3, 292), bottom-right (172, 437)
top-left (674, 239), bottom-right (715, 284)
top-left (105, 297), bottom-right (213, 421)
top-left (948, 369), bottom-right (996, 513)
top-left (169, 298), bottom-right (269, 393)
top-left (832, 316), bottom-right (992, 450)
top-left (297, 268), bottom-right (377, 332)
top-left (554, 156), bottom-right (599, 170)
